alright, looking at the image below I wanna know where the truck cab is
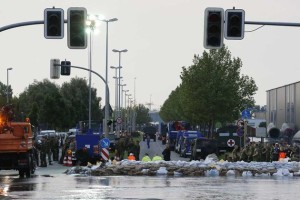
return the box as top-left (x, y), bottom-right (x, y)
top-left (179, 131), bottom-right (203, 157)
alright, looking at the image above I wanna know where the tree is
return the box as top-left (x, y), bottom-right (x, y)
top-left (134, 104), bottom-right (151, 125)
top-left (60, 77), bottom-right (102, 128)
top-left (18, 79), bottom-right (64, 129)
top-left (161, 45), bottom-right (258, 134)
top-left (160, 86), bottom-right (186, 122)
top-left (0, 81), bottom-right (13, 106)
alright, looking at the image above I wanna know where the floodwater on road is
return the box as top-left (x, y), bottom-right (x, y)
top-left (1, 168), bottom-right (300, 200)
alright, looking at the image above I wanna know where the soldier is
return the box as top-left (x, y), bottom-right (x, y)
top-left (40, 136), bottom-right (48, 167)
top-left (231, 145), bottom-right (240, 162)
top-left (46, 136), bottom-right (53, 165)
top-left (252, 143), bottom-right (260, 162)
top-left (247, 142), bottom-right (255, 162)
top-left (240, 146), bottom-right (248, 162)
top-left (33, 140), bottom-right (40, 167)
top-left (52, 136), bottom-right (59, 161)
top-left (290, 143), bottom-right (300, 161)
top-left (271, 143), bottom-right (280, 161)
top-left (261, 143), bottom-right (270, 162)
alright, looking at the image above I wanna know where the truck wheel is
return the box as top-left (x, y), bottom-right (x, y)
top-left (19, 170), bottom-right (25, 178)
top-left (26, 169), bottom-right (31, 178)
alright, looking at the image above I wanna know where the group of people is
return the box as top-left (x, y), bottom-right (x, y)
top-left (33, 134), bottom-right (61, 167)
top-left (124, 144), bottom-right (171, 162)
top-left (230, 141), bottom-right (300, 162)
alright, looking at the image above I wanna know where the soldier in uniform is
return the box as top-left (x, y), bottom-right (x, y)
top-left (252, 143), bottom-right (260, 162)
top-left (231, 145), bottom-right (240, 162)
top-left (52, 136), bottom-right (60, 161)
top-left (40, 136), bottom-right (48, 167)
top-left (240, 146), bottom-right (248, 162)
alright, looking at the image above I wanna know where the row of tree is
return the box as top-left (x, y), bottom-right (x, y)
top-left (0, 77), bottom-right (151, 131)
top-left (159, 46), bottom-right (258, 134)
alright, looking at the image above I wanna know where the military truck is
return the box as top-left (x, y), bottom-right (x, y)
top-left (190, 138), bottom-right (218, 160)
top-left (0, 104), bottom-right (36, 177)
top-left (142, 125), bottom-right (157, 142)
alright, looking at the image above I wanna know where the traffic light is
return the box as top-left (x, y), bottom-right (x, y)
top-left (50, 59), bottom-right (60, 79)
top-left (44, 8), bottom-right (64, 39)
top-left (67, 7), bottom-right (87, 49)
top-left (204, 7), bottom-right (224, 49)
top-left (61, 61), bottom-right (71, 75)
top-left (225, 9), bottom-right (245, 40)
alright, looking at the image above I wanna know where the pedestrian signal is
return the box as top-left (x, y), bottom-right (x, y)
top-left (44, 8), bottom-right (64, 39)
top-left (225, 9), bottom-right (245, 40)
top-left (204, 7), bottom-right (224, 49)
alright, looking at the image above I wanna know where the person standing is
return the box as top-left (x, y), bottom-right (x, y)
top-left (40, 136), bottom-right (48, 167)
top-left (146, 135), bottom-right (151, 149)
top-left (162, 145), bottom-right (171, 161)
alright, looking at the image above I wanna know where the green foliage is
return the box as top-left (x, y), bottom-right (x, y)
top-left (133, 104), bottom-right (151, 125)
top-left (11, 77), bottom-right (102, 131)
top-left (160, 45), bottom-right (258, 132)
top-left (60, 77), bottom-right (102, 128)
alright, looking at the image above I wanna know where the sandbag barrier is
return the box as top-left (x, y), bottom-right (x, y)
top-left (65, 159), bottom-right (300, 177)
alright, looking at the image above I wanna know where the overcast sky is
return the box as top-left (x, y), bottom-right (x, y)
top-left (1, 0), bottom-right (299, 110)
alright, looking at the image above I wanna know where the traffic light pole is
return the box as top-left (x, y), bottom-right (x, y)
top-left (0, 20), bottom-right (68, 32)
top-left (57, 63), bottom-right (110, 138)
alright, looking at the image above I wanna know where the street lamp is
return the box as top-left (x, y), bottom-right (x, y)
top-left (112, 49), bottom-right (128, 117)
top-left (120, 83), bottom-right (126, 109)
top-left (110, 66), bottom-right (122, 114)
top-left (86, 15), bottom-right (101, 131)
top-left (112, 49), bottom-right (127, 135)
top-left (123, 89), bottom-right (129, 108)
top-left (6, 67), bottom-right (13, 103)
top-left (101, 17), bottom-right (118, 137)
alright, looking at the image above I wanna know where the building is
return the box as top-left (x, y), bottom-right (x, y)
top-left (266, 81), bottom-right (300, 132)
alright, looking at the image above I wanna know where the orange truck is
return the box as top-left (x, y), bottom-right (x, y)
top-left (0, 104), bottom-right (36, 177)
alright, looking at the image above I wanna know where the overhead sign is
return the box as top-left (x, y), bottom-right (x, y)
top-left (100, 138), bottom-right (110, 148)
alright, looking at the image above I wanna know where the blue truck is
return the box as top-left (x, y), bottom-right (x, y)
top-left (167, 121), bottom-right (194, 151)
top-left (71, 120), bottom-right (104, 164)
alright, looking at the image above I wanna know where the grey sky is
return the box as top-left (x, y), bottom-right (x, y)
top-left (0, 1), bottom-right (299, 110)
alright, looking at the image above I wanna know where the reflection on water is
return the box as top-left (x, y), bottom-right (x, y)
top-left (0, 173), bottom-right (300, 199)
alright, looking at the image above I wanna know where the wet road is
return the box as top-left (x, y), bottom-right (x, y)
top-left (1, 163), bottom-right (300, 200)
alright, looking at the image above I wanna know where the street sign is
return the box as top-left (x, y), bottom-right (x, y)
top-left (101, 147), bottom-right (109, 161)
top-left (116, 117), bottom-right (122, 124)
top-left (227, 139), bottom-right (235, 147)
top-left (241, 109), bottom-right (251, 119)
top-left (237, 128), bottom-right (243, 137)
top-left (237, 119), bottom-right (244, 127)
top-left (100, 138), bottom-right (110, 148)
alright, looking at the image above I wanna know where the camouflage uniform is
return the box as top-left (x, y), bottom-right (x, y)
top-left (240, 146), bottom-right (248, 162)
top-left (252, 144), bottom-right (260, 162)
top-left (52, 136), bottom-right (59, 161)
top-left (40, 137), bottom-right (48, 167)
top-left (231, 145), bottom-right (240, 162)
